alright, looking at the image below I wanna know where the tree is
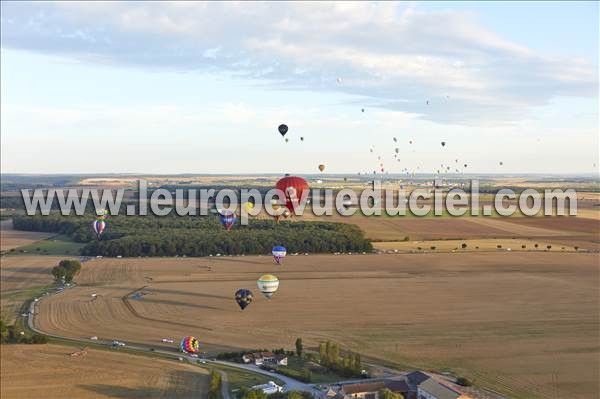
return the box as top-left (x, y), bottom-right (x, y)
top-left (329, 342), bottom-right (340, 365)
top-left (52, 259), bottom-right (82, 283)
top-left (295, 338), bottom-right (303, 358)
top-left (208, 371), bottom-right (222, 399)
top-left (51, 265), bottom-right (66, 282)
top-left (242, 390), bottom-right (267, 399)
top-left (353, 353), bottom-right (362, 373)
top-left (319, 342), bottom-right (327, 366)
top-left (379, 388), bottom-right (404, 399)
top-left (455, 377), bottom-right (472, 387)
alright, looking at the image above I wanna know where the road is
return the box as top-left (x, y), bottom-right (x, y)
top-left (25, 283), bottom-right (321, 399)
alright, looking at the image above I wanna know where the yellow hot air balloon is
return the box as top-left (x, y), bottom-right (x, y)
top-left (244, 202), bottom-right (254, 214)
top-left (257, 274), bottom-right (279, 299)
top-left (318, 164), bottom-right (325, 172)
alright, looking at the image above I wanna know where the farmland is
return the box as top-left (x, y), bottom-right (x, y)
top-left (33, 251), bottom-right (599, 399)
top-left (0, 344), bottom-right (209, 399)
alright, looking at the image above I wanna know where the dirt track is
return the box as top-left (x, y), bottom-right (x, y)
top-left (35, 252), bottom-right (599, 399)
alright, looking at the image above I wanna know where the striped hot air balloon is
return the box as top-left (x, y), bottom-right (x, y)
top-left (257, 274), bottom-right (279, 299)
top-left (92, 219), bottom-right (106, 239)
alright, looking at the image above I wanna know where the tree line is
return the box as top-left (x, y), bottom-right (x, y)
top-left (319, 340), bottom-right (363, 378)
top-left (12, 215), bottom-right (372, 257)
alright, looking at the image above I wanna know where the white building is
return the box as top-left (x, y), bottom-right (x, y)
top-left (251, 381), bottom-right (283, 395)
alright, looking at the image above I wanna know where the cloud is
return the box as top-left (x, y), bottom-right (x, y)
top-left (1, 2), bottom-right (597, 125)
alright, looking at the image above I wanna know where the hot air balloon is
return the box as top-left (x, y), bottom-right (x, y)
top-left (409, 140), bottom-right (413, 145)
top-left (219, 211), bottom-right (237, 231)
top-left (393, 137), bottom-right (397, 142)
top-left (499, 161), bottom-right (503, 166)
top-left (300, 137), bottom-right (304, 142)
top-left (464, 164), bottom-right (467, 168)
top-left (441, 141), bottom-right (446, 147)
top-left (361, 108), bottom-right (365, 113)
top-left (285, 138), bottom-right (289, 143)
top-left (318, 164), bottom-right (325, 172)
top-left (272, 246), bottom-right (287, 265)
top-left (426, 100), bottom-right (430, 105)
top-left (395, 148), bottom-right (399, 154)
top-left (337, 77), bottom-right (342, 84)
top-left (92, 219), bottom-right (106, 239)
top-left (278, 124), bottom-right (288, 137)
top-left (275, 176), bottom-right (309, 214)
top-left (180, 336), bottom-right (199, 354)
top-left (235, 289), bottom-right (253, 310)
top-left (257, 274), bottom-right (279, 299)
top-left (243, 202), bottom-right (254, 214)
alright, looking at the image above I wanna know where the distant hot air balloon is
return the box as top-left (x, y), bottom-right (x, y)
top-left (257, 274), bottom-right (279, 299)
top-left (426, 100), bottom-right (430, 105)
top-left (300, 137), bottom-right (304, 142)
top-left (464, 164), bottom-right (467, 168)
top-left (395, 148), bottom-right (399, 154)
top-left (92, 219), bottom-right (106, 239)
top-left (499, 161), bottom-right (503, 166)
top-left (235, 289), bottom-right (253, 310)
top-left (361, 108), bottom-right (365, 113)
top-left (272, 246), bottom-right (287, 265)
top-left (318, 164), bottom-right (325, 172)
top-left (278, 124), bottom-right (288, 137)
top-left (180, 336), bottom-right (199, 354)
top-left (441, 141), bottom-right (446, 147)
top-left (275, 176), bottom-right (309, 214)
top-left (285, 138), bottom-right (289, 143)
top-left (337, 77), bottom-right (342, 84)
top-left (219, 211), bottom-right (237, 231)
top-left (393, 137), bottom-right (397, 142)
top-left (243, 202), bottom-right (254, 214)
top-left (409, 140), bottom-right (413, 145)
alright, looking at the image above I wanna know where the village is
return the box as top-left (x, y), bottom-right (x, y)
top-left (239, 350), bottom-right (502, 399)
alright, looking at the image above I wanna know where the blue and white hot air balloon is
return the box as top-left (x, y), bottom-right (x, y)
top-left (272, 246), bottom-right (287, 265)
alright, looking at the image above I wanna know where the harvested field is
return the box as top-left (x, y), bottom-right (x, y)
top-left (0, 256), bottom-right (66, 291)
top-left (0, 256), bottom-right (69, 322)
top-left (333, 214), bottom-right (581, 241)
top-left (372, 238), bottom-right (578, 252)
top-left (0, 344), bottom-right (209, 399)
top-left (35, 253), bottom-right (599, 399)
top-left (0, 219), bottom-right (54, 251)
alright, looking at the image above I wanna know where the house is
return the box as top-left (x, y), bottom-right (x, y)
top-left (417, 378), bottom-right (471, 399)
top-left (406, 371), bottom-right (430, 390)
top-left (382, 378), bottom-right (410, 396)
top-left (251, 381), bottom-right (283, 395)
top-left (340, 381), bottom-right (386, 399)
top-left (242, 352), bottom-right (288, 366)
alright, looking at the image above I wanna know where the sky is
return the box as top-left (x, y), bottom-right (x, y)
top-left (1, 1), bottom-right (598, 174)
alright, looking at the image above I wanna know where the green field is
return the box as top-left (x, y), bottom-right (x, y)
top-left (9, 235), bottom-right (85, 256)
